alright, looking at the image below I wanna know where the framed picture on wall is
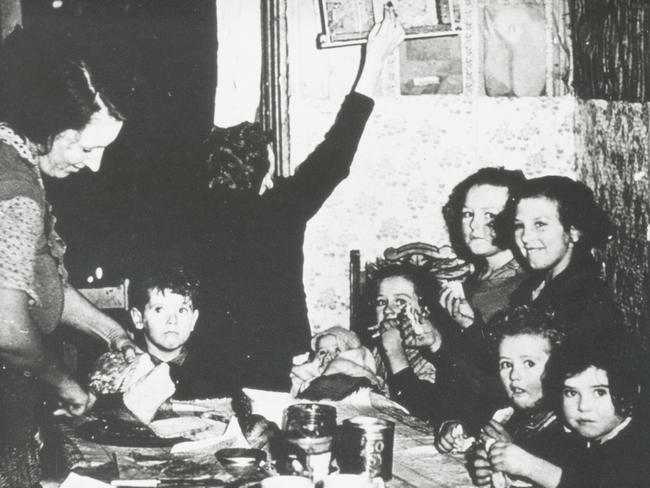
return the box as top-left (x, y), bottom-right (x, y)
top-left (317, 0), bottom-right (461, 48)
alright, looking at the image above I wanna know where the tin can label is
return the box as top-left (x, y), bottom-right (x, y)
top-left (335, 417), bottom-right (394, 481)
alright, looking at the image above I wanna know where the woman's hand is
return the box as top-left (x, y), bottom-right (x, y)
top-left (439, 284), bottom-right (475, 329)
top-left (488, 440), bottom-right (531, 478)
top-left (53, 379), bottom-right (96, 417)
top-left (107, 329), bottom-right (139, 364)
top-left (365, 4), bottom-right (405, 64)
top-left (354, 3), bottom-right (405, 97)
top-left (469, 446), bottom-right (494, 487)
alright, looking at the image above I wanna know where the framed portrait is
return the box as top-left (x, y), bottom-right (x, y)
top-left (317, 0), bottom-right (462, 48)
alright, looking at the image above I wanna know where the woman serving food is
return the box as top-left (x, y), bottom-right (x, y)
top-left (0, 53), bottom-right (137, 487)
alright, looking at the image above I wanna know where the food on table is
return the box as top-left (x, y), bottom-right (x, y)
top-left (450, 424), bottom-right (476, 453)
top-left (492, 406), bottom-right (515, 424)
top-left (88, 352), bottom-right (155, 395)
top-left (240, 414), bottom-right (280, 449)
top-left (149, 415), bottom-right (223, 439)
top-left (123, 363), bottom-right (176, 424)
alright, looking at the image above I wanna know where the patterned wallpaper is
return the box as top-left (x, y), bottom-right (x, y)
top-left (285, 0), bottom-right (577, 333)
top-left (575, 100), bottom-right (650, 343)
top-left (291, 94), bottom-right (577, 332)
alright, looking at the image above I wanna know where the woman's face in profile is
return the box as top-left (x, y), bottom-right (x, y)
top-left (514, 196), bottom-right (577, 278)
top-left (461, 184), bottom-right (510, 257)
top-left (39, 109), bottom-right (123, 178)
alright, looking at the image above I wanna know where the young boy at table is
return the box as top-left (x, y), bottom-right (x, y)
top-left (478, 332), bottom-right (650, 488)
top-left (89, 267), bottom-right (234, 421)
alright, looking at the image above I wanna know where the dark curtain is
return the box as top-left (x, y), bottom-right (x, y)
top-left (19, 0), bottom-right (216, 285)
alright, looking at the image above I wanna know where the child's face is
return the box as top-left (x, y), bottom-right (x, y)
top-left (375, 275), bottom-right (419, 323)
top-left (498, 334), bottom-right (551, 410)
top-left (131, 288), bottom-right (199, 355)
top-left (562, 366), bottom-right (623, 441)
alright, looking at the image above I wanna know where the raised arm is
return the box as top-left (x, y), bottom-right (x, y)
top-left (354, 5), bottom-right (405, 97)
top-left (269, 4), bottom-right (404, 220)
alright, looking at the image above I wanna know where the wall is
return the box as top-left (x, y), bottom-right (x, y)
top-left (287, 0), bottom-right (577, 333)
top-left (575, 100), bottom-right (650, 344)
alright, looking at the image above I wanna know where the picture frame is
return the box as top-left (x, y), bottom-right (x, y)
top-left (317, 0), bottom-right (462, 48)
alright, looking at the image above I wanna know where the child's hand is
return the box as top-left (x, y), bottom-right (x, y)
top-left (470, 446), bottom-right (494, 487)
top-left (403, 315), bottom-right (442, 353)
top-left (488, 440), bottom-right (532, 478)
top-left (436, 421), bottom-right (473, 453)
top-left (439, 283), bottom-right (475, 329)
top-left (380, 318), bottom-right (406, 356)
top-left (480, 419), bottom-right (513, 445)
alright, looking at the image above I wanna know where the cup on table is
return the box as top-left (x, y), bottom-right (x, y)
top-left (322, 473), bottom-right (384, 488)
top-left (334, 416), bottom-right (395, 481)
top-left (284, 403), bottom-right (337, 482)
top-left (261, 475), bottom-right (313, 488)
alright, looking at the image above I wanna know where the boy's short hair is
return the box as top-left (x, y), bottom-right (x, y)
top-left (129, 267), bottom-right (200, 312)
top-left (546, 331), bottom-right (640, 418)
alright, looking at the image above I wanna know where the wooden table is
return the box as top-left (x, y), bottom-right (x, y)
top-left (56, 394), bottom-right (474, 488)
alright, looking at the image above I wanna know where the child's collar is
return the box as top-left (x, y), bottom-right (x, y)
top-left (597, 416), bottom-right (632, 445)
top-left (565, 416), bottom-right (633, 447)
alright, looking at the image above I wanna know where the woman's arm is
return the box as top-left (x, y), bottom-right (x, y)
top-left (61, 285), bottom-right (137, 361)
top-left (353, 5), bottom-right (404, 98)
top-left (0, 288), bottom-right (94, 415)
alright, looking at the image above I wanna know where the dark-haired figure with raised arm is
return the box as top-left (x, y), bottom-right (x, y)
top-left (187, 6), bottom-right (405, 393)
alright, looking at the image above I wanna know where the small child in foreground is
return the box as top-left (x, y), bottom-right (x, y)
top-left (483, 333), bottom-right (650, 488)
top-left (436, 306), bottom-right (565, 487)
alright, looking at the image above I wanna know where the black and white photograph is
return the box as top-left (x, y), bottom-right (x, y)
top-left (0, 1), bottom-right (648, 487)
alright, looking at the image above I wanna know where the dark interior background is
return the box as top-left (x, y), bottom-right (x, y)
top-left (18, 0), bottom-right (216, 287)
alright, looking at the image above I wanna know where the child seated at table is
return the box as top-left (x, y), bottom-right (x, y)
top-left (476, 331), bottom-right (650, 488)
top-left (438, 306), bottom-right (565, 485)
top-left (88, 267), bottom-right (233, 421)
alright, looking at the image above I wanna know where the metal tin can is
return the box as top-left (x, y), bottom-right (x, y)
top-left (335, 416), bottom-right (395, 481)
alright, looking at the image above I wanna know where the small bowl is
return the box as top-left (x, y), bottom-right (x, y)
top-left (215, 448), bottom-right (266, 477)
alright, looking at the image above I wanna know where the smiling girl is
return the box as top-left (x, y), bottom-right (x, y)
top-left (503, 176), bottom-right (621, 336)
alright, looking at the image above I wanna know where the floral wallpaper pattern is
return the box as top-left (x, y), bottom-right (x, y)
top-left (291, 94), bottom-right (577, 332)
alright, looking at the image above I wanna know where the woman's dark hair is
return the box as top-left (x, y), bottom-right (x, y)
top-left (203, 121), bottom-right (272, 192)
top-left (443, 167), bottom-right (526, 266)
top-left (501, 176), bottom-right (613, 260)
top-left (1, 45), bottom-right (123, 151)
top-left (545, 331), bottom-right (640, 418)
top-left (129, 267), bottom-right (200, 313)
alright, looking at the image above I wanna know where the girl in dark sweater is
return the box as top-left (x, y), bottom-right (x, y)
top-left (481, 330), bottom-right (650, 488)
